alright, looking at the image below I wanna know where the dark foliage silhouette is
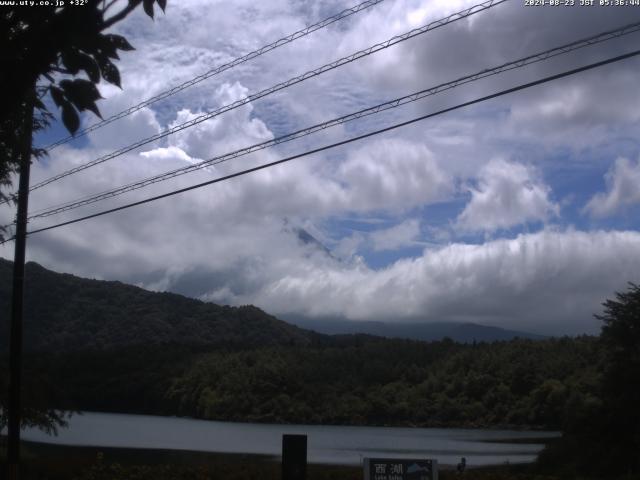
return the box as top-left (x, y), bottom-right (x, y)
top-left (538, 283), bottom-right (640, 478)
top-left (0, 0), bottom-right (166, 225)
top-left (0, 0), bottom-right (166, 435)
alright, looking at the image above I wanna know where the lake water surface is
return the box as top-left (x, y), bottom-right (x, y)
top-left (20, 412), bottom-right (560, 466)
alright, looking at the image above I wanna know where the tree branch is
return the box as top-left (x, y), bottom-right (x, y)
top-left (102, 2), bottom-right (138, 29)
top-left (50, 66), bottom-right (71, 74)
top-left (103, 0), bottom-right (120, 13)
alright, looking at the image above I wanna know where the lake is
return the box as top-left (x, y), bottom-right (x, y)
top-left (19, 412), bottom-right (560, 466)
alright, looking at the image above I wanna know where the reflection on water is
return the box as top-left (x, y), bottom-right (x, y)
top-left (20, 412), bottom-right (560, 466)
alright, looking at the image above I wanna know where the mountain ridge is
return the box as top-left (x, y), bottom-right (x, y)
top-left (1, 258), bottom-right (544, 353)
top-left (281, 316), bottom-right (546, 342)
top-left (0, 258), bottom-right (314, 352)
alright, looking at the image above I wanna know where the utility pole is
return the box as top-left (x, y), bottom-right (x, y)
top-left (7, 92), bottom-right (35, 480)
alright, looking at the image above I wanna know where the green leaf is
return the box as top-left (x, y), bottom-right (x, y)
top-left (77, 53), bottom-right (101, 83)
top-left (61, 102), bottom-right (79, 134)
top-left (84, 102), bottom-right (102, 118)
top-left (97, 57), bottom-right (121, 88)
top-left (96, 34), bottom-right (120, 60)
top-left (60, 79), bottom-right (102, 102)
top-left (61, 49), bottom-right (101, 83)
top-left (50, 87), bottom-right (65, 108)
top-left (104, 34), bottom-right (135, 52)
top-left (34, 98), bottom-right (46, 111)
top-left (59, 79), bottom-right (103, 118)
top-left (61, 50), bottom-right (81, 75)
top-left (143, 0), bottom-right (154, 18)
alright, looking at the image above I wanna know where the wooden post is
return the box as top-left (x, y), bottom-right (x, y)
top-left (282, 434), bottom-right (307, 480)
top-left (7, 92), bottom-right (34, 480)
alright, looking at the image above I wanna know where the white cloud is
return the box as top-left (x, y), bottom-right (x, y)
top-left (164, 82), bottom-right (273, 160)
top-left (338, 139), bottom-right (453, 211)
top-left (98, 0), bottom-right (640, 175)
top-left (137, 136), bottom-right (453, 221)
top-left (139, 146), bottom-right (196, 164)
top-left (584, 157), bottom-right (640, 218)
top-left (456, 158), bottom-right (559, 233)
top-left (84, 84), bottom-right (163, 151)
top-left (241, 229), bottom-right (640, 334)
top-left (334, 232), bottom-right (366, 259)
top-left (333, 218), bottom-right (423, 258)
top-left (370, 219), bottom-right (421, 251)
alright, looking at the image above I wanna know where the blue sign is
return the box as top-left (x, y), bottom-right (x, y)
top-left (363, 458), bottom-right (438, 480)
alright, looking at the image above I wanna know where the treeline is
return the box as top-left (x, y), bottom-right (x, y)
top-left (163, 336), bottom-right (602, 429)
top-left (14, 335), bottom-right (602, 430)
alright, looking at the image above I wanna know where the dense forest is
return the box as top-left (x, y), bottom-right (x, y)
top-left (5, 336), bottom-right (600, 431)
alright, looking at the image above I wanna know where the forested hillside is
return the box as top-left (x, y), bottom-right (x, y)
top-left (0, 259), bottom-right (313, 352)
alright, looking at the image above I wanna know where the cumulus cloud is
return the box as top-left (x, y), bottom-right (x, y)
top-left (142, 135), bottom-right (453, 220)
top-left (370, 219), bottom-right (421, 251)
top-left (456, 159), bottom-right (559, 233)
top-left (584, 157), bottom-right (640, 218)
top-left (164, 82), bottom-right (274, 159)
top-left (139, 146), bottom-right (196, 164)
top-left (345, 0), bottom-right (640, 155)
top-left (333, 218), bottom-right (422, 258)
top-left (338, 139), bottom-right (453, 211)
top-left (334, 232), bottom-right (366, 259)
top-left (99, 0), bottom-right (640, 174)
top-left (237, 229), bottom-right (640, 335)
top-left (84, 89), bottom-right (163, 151)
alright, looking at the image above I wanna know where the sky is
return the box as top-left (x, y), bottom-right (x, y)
top-left (3, 0), bottom-right (640, 335)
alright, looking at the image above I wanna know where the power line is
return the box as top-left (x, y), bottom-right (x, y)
top-left (6, 48), bottom-right (636, 242)
top-left (26, 0), bottom-right (507, 192)
top-left (43, 0), bottom-right (387, 151)
top-left (23, 20), bottom-right (640, 221)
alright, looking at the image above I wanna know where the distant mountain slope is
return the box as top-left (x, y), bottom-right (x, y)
top-left (0, 258), bottom-right (543, 353)
top-left (282, 316), bottom-right (546, 342)
top-left (0, 259), bottom-right (315, 352)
